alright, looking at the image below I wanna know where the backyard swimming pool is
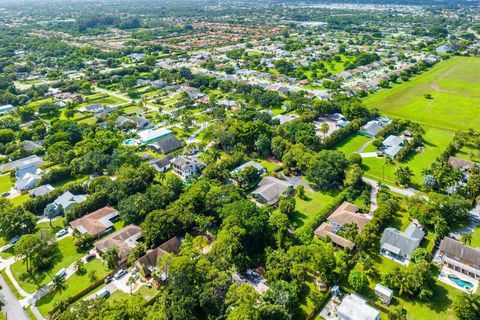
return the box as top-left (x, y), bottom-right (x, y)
top-left (123, 139), bottom-right (138, 146)
top-left (448, 275), bottom-right (474, 291)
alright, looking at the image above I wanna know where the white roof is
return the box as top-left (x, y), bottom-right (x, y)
top-left (383, 135), bottom-right (404, 148)
top-left (138, 128), bottom-right (172, 143)
top-left (338, 294), bottom-right (380, 320)
top-left (374, 284), bottom-right (393, 298)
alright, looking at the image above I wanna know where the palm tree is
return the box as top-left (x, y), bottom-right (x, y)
top-left (50, 274), bottom-right (66, 293)
top-left (127, 276), bottom-right (136, 295)
top-left (460, 232), bottom-right (473, 245)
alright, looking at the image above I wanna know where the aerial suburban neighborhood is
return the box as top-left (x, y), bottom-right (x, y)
top-left (0, 0), bottom-right (479, 319)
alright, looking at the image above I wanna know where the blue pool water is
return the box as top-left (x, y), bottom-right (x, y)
top-left (124, 139), bottom-right (136, 146)
top-left (448, 275), bottom-right (474, 290)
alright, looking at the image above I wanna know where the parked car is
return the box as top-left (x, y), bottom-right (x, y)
top-left (55, 229), bottom-right (68, 238)
top-left (85, 253), bottom-right (96, 262)
top-left (10, 235), bottom-right (19, 245)
top-left (104, 275), bottom-right (113, 284)
top-left (95, 288), bottom-right (110, 299)
top-left (55, 268), bottom-right (67, 279)
top-left (114, 269), bottom-right (127, 280)
top-left (1, 192), bottom-right (10, 197)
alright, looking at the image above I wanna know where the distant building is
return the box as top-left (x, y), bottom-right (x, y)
top-left (273, 114), bottom-right (297, 125)
top-left (380, 221), bottom-right (425, 263)
top-left (0, 155), bottom-right (44, 173)
top-left (28, 184), bottom-right (55, 198)
top-left (448, 156), bottom-right (477, 173)
top-left (0, 104), bottom-right (15, 115)
top-left (338, 294), bottom-right (380, 320)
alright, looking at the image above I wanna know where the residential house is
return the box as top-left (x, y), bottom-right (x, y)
top-left (148, 156), bottom-right (173, 173)
top-left (359, 118), bottom-right (389, 137)
top-left (14, 163), bottom-right (42, 192)
top-left (138, 128), bottom-right (173, 144)
top-left (53, 191), bottom-right (87, 212)
top-left (69, 206), bottom-right (119, 238)
top-left (314, 202), bottom-right (372, 250)
top-left (439, 237), bottom-right (480, 279)
top-left (79, 103), bottom-right (104, 114)
top-left (94, 224), bottom-right (143, 265)
top-left (231, 161), bottom-right (266, 176)
top-left (0, 104), bottom-right (15, 114)
top-left (382, 135), bottom-right (405, 159)
top-left (28, 184), bottom-right (54, 198)
top-left (273, 114), bottom-right (298, 125)
top-left (148, 136), bottom-right (184, 154)
top-left (448, 156), bottom-right (477, 174)
top-left (22, 140), bottom-right (43, 152)
top-left (337, 294), bottom-right (380, 320)
top-left (380, 221), bottom-right (425, 262)
top-left (0, 155), bottom-right (44, 173)
top-left (251, 176), bottom-right (293, 205)
top-left (172, 156), bottom-right (205, 180)
top-left (115, 116), bottom-right (151, 130)
top-left (134, 236), bottom-right (182, 279)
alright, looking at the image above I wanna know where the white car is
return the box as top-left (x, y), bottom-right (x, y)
top-left (56, 229), bottom-right (68, 238)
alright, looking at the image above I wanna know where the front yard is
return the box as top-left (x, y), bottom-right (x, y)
top-left (11, 236), bottom-right (84, 294)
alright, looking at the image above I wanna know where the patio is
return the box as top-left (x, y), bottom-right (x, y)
top-left (438, 266), bottom-right (479, 293)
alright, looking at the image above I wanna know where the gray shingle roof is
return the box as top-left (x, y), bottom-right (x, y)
top-left (380, 222), bottom-right (425, 258)
top-left (148, 136), bottom-right (184, 154)
top-left (439, 237), bottom-right (480, 267)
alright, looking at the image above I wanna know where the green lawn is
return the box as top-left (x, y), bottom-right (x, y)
top-left (292, 189), bottom-right (340, 229)
top-left (470, 226), bottom-right (480, 248)
top-left (11, 236), bottom-right (84, 294)
top-left (0, 174), bottom-right (12, 193)
top-left (258, 159), bottom-right (282, 174)
top-left (35, 259), bottom-right (110, 316)
top-left (364, 57), bottom-right (480, 131)
top-left (10, 194), bottom-right (30, 207)
top-left (334, 134), bottom-right (372, 155)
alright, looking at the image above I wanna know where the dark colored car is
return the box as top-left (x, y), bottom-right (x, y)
top-left (85, 253), bottom-right (96, 262)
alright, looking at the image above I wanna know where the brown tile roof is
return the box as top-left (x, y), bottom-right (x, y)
top-left (314, 222), bottom-right (355, 250)
top-left (94, 224), bottom-right (142, 263)
top-left (135, 236), bottom-right (182, 276)
top-left (328, 201), bottom-right (372, 232)
top-left (448, 156), bottom-right (477, 171)
top-left (69, 206), bottom-right (118, 237)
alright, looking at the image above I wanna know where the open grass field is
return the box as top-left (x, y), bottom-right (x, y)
top-left (364, 57), bottom-right (480, 131)
top-left (11, 236), bottom-right (84, 294)
top-left (36, 259), bottom-right (110, 316)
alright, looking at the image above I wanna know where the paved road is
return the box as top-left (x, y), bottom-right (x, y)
top-left (0, 273), bottom-right (29, 320)
top-left (362, 177), bottom-right (419, 198)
